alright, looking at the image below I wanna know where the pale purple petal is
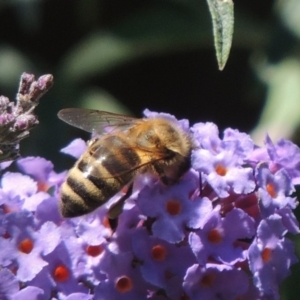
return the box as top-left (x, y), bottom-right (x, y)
top-left (0, 268), bottom-right (19, 299)
top-left (17, 157), bottom-right (54, 182)
top-left (12, 286), bottom-right (44, 300)
top-left (1, 172), bottom-right (37, 198)
top-left (60, 138), bottom-right (87, 159)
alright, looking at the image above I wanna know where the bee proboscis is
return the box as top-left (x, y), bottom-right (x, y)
top-left (58, 108), bottom-right (192, 218)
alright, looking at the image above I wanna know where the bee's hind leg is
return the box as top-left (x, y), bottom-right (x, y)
top-left (153, 163), bottom-right (177, 185)
top-left (107, 183), bottom-right (133, 231)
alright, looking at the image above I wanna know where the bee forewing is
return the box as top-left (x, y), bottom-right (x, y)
top-left (58, 108), bottom-right (139, 134)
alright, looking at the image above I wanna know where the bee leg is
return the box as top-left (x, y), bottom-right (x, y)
top-left (107, 183), bottom-right (134, 230)
top-left (160, 175), bottom-right (176, 185)
top-left (153, 164), bottom-right (176, 185)
top-left (199, 171), bottom-right (203, 197)
top-left (108, 217), bottom-right (118, 233)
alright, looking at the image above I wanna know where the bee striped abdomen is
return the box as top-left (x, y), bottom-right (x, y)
top-left (60, 135), bottom-right (140, 218)
top-left (60, 165), bottom-right (112, 217)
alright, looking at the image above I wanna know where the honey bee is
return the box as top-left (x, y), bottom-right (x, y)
top-left (58, 108), bottom-right (192, 218)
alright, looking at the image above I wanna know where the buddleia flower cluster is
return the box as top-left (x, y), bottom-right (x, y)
top-left (0, 73), bottom-right (53, 162)
top-left (0, 109), bottom-right (299, 300)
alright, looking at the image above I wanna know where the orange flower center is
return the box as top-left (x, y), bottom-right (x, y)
top-left (115, 276), bottom-right (133, 293)
top-left (37, 182), bottom-right (49, 192)
top-left (2, 205), bottom-right (14, 214)
top-left (207, 229), bottom-right (223, 244)
top-left (102, 216), bottom-right (111, 228)
top-left (121, 186), bottom-right (129, 193)
top-left (53, 265), bottom-right (69, 282)
top-left (151, 244), bottom-right (167, 261)
top-left (18, 238), bottom-right (34, 254)
top-left (261, 247), bottom-right (272, 263)
top-left (266, 183), bottom-right (277, 198)
top-left (215, 164), bottom-right (227, 176)
top-left (166, 199), bottom-right (182, 215)
top-left (86, 245), bottom-right (103, 257)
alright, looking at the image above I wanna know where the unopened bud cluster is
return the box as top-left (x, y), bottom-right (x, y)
top-left (0, 73), bottom-right (53, 162)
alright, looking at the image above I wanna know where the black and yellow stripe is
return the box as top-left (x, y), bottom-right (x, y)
top-left (60, 135), bottom-right (140, 218)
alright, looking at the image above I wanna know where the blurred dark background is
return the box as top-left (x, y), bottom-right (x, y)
top-left (1, 1), bottom-right (300, 298)
top-left (0, 0), bottom-right (274, 168)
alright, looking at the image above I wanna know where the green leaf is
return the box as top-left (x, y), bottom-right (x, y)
top-left (206, 0), bottom-right (234, 70)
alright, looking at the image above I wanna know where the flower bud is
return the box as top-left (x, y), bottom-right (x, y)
top-left (14, 115), bottom-right (39, 131)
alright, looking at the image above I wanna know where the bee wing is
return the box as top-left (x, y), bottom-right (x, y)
top-left (58, 108), bottom-right (140, 134)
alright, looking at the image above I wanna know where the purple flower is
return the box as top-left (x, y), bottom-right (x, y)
top-left (64, 293), bottom-right (93, 300)
top-left (136, 170), bottom-right (213, 243)
top-left (0, 171), bottom-right (49, 213)
top-left (35, 196), bottom-right (63, 225)
top-left (265, 135), bottom-right (300, 184)
top-left (248, 214), bottom-right (298, 300)
top-left (0, 111), bottom-right (299, 299)
top-left (192, 148), bottom-right (255, 198)
top-left (75, 211), bottom-right (111, 246)
top-left (0, 268), bottom-right (19, 299)
top-left (94, 251), bottom-right (154, 300)
top-left (27, 240), bottom-right (89, 299)
top-left (60, 138), bottom-right (87, 159)
top-left (0, 213), bottom-right (60, 282)
top-left (131, 227), bottom-right (196, 290)
top-left (189, 207), bottom-right (255, 265)
top-left (191, 123), bottom-right (256, 199)
top-left (183, 263), bottom-right (249, 300)
top-left (222, 127), bottom-right (254, 158)
top-left (255, 163), bottom-right (296, 217)
top-left (276, 207), bottom-right (300, 234)
top-left (17, 157), bottom-right (67, 198)
top-left (190, 122), bottom-right (220, 150)
top-left (108, 205), bottom-right (143, 253)
top-left (11, 286), bottom-right (45, 300)
top-left (191, 123), bottom-right (254, 160)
